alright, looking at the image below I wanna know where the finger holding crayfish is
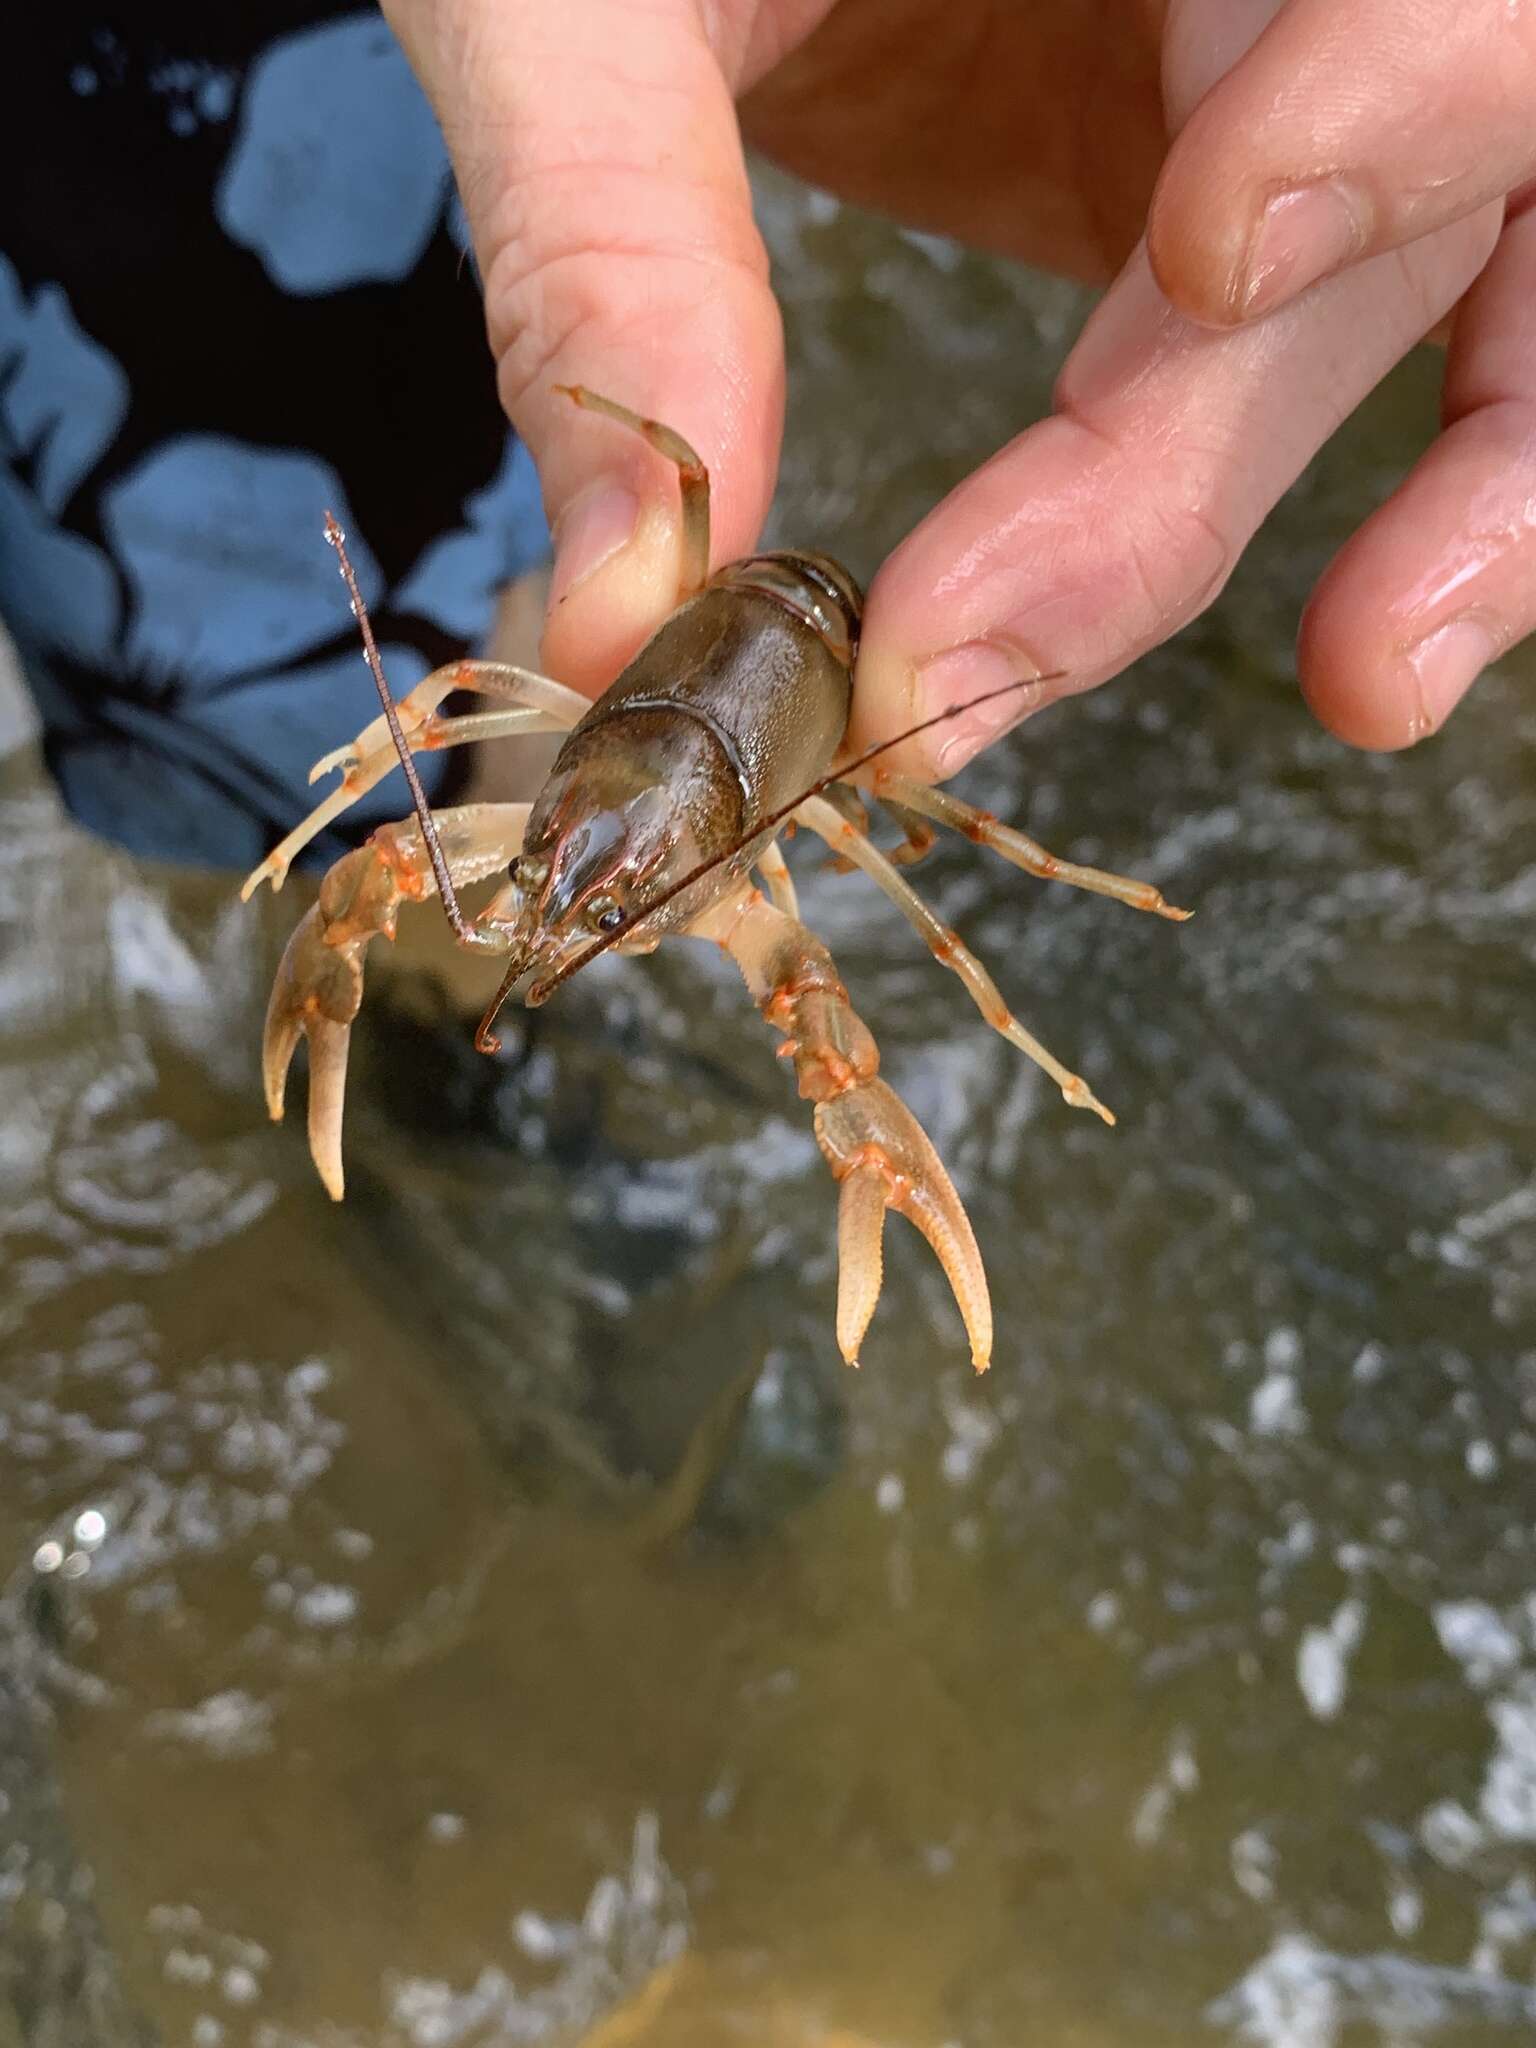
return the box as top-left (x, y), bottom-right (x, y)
top-left (244, 387), bottom-right (1191, 1373)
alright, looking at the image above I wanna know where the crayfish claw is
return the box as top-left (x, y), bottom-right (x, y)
top-left (241, 849), bottom-right (291, 901)
top-left (833, 1161), bottom-right (887, 1368)
top-left (260, 906), bottom-right (365, 1196)
top-left (708, 886), bottom-right (995, 1373)
top-left (304, 1016), bottom-right (352, 1200)
top-left (259, 848), bottom-right (384, 1193)
top-left (816, 1080), bottom-right (993, 1374)
top-left (256, 810), bottom-right (530, 1199)
top-left (308, 740), bottom-right (359, 784)
top-left (261, 988), bottom-right (302, 1124)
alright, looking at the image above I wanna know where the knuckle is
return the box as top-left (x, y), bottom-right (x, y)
top-left (1059, 408), bottom-right (1235, 639)
top-left (480, 151), bottom-right (767, 402)
top-left (484, 212), bottom-right (769, 427)
top-left (1133, 457), bottom-right (1234, 617)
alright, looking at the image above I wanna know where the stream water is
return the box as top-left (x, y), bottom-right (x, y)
top-left (2, 167), bottom-right (1535, 2047)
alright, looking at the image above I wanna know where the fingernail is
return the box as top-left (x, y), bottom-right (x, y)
top-left (1238, 179), bottom-right (1367, 319)
top-left (548, 483), bottom-right (639, 609)
top-left (1404, 616), bottom-right (1498, 740)
top-left (918, 641), bottom-right (1048, 774)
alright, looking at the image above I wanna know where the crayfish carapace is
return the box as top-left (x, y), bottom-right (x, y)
top-left (242, 388), bottom-right (1189, 1372)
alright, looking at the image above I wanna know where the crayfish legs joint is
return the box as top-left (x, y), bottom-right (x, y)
top-left (869, 777), bottom-right (1192, 922)
top-left (796, 796), bottom-right (1115, 1125)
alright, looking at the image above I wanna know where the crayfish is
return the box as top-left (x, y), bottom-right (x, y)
top-left (243, 389), bottom-right (1189, 1372)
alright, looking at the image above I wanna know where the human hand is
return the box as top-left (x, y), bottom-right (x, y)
top-left (384, 0), bottom-right (1518, 777)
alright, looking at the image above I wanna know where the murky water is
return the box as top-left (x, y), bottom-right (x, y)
top-left (3, 168), bottom-right (1536, 2047)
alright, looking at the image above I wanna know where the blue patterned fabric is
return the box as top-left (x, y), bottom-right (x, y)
top-left (1, 7), bottom-right (551, 870)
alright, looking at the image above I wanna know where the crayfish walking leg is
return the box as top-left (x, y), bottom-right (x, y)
top-left (242, 661), bottom-right (586, 897)
top-left (869, 775), bottom-right (1191, 920)
top-left (796, 795), bottom-right (1115, 1123)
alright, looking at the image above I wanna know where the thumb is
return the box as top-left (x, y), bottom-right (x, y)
top-left (385, 0), bottom-right (784, 693)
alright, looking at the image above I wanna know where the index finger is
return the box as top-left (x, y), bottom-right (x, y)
top-left (850, 205), bottom-right (1497, 779)
top-left (384, 0), bottom-right (785, 694)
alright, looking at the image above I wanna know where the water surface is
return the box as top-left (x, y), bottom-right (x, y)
top-left (2, 168), bottom-right (1535, 2047)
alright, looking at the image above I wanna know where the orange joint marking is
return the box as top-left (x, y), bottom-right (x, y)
top-left (761, 971), bottom-right (845, 1028)
top-left (838, 1141), bottom-right (912, 1205)
top-left (453, 660), bottom-right (475, 687)
top-left (784, 967), bottom-right (849, 1003)
top-left (814, 1051), bottom-right (859, 1095)
top-left (371, 831), bottom-right (429, 899)
top-left (931, 931), bottom-right (960, 964)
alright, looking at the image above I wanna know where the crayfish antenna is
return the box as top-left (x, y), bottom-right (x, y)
top-left (323, 512), bottom-right (481, 949)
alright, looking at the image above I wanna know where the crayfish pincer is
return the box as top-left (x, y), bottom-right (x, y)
top-left (242, 388), bottom-right (1190, 1372)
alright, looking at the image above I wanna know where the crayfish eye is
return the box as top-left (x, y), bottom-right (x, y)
top-left (586, 893), bottom-right (626, 934)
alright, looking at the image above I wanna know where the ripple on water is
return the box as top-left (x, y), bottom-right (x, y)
top-left (4, 183), bottom-right (1536, 2044)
